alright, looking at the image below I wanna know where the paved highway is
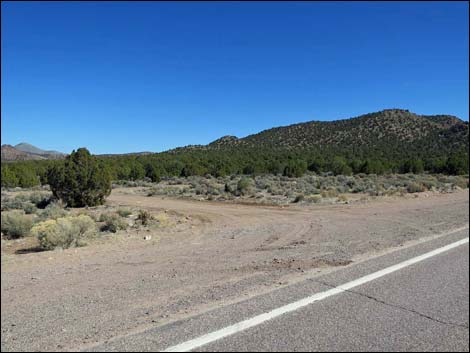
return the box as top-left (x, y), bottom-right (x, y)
top-left (85, 229), bottom-right (469, 352)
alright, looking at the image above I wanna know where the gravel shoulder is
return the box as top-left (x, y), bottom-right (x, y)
top-left (1, 189), bottom-right (469, 351)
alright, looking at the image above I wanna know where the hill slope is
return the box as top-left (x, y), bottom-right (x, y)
top-left (1, 145), bottom-right (46, 161)
top-left (1, 143), bottom-right (65, 161)
top-left (2, 109), bottom-right (468, 186)
top-left (161, 109), bottom-right (468, 176)
top-left (205, 109), bottom-right (468, 155)
top-left (14, 143), bottom-right (64, 156)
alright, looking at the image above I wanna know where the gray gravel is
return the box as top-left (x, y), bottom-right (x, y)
top-left (83, 229), bottom-right (469, 352)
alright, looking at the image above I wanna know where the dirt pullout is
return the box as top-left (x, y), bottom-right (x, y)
top-left (1, 190), bottom-right (468, 352)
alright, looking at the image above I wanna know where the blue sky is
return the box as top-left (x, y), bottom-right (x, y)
top-left (1, 1), bottom-right (468, 154)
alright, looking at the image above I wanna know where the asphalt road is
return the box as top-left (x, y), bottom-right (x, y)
top-left (85, 229), bottom-right (469, 352)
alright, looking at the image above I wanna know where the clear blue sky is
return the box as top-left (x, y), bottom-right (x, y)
top-left (2, 1), bottom-right (468, 154)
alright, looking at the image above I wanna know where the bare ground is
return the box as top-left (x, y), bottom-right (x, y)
top-left (1, 189), bottom-right (469, 351)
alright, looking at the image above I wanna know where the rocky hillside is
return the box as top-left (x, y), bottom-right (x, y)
top-left (189, 109), bottom-right (468, 161)
top-left (1, 143), bottom-right (65, 161)
top-left (206, 109), bottom-right (468, 150)
top-left (14, 143), bottom-right (65, 157)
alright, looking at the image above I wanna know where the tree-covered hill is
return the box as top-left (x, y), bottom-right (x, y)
top-left (197, 109), bottom-right (468, 159)
top-left (2, 109), bottom-right (468, 188)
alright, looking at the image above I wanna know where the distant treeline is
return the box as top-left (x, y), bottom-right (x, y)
top-left (2, 147), bottom-right (469, 188)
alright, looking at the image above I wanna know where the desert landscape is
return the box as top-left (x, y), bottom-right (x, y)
top-left (1, 184), bottom-right (468, 351)
top-left (2, 2), bottom-right (468, 351)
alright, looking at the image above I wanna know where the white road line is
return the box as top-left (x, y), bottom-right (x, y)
top-left (162, 237), bottom-right (469, 352)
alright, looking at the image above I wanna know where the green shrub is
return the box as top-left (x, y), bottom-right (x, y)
top-left (32, 215), bottom-right (96, 250)
top-left (283, 160), bottom-right (308, 178)
top-left (1, 211), bottom-right (34, 239)
top-left (48, 148), bottom-right (112, 207)
top-left (293, 194), bottom-right (304, 203)
top-left (1, 166), bottom-right (19, 188)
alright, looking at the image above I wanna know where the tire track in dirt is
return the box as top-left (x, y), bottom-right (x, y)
top-left (2, 190), bottom-right (468, 352)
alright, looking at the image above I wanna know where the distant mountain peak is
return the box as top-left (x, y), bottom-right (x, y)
top-left (2, 143), bottom-right (66, 161)
top-left (14, 142), bottom-right (65, 156)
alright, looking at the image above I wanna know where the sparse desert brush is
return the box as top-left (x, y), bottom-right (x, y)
top-left (32, 215), bottom-right (96, 250)
top-left (98, 212), bottom-right (115, 222)
top-left (321, 188), bottom-right (338, 198)
top-left (13, 193), bottom-right (30, 202)
top-left (194, 184), bottom-right (206, 195)
top-left (22, 203), bottom-right (37, 214)
top-left (137, 209), bottom-right (152, 225)
top-left (337, 194), bottom-right (348, 202)
top-left (147, 187), bottom-right (158, 196)
top-left (117, 208), bottom-right (132, 217)
top-left (306, 195), bottom-right (322, 203)
top-left (237, 177), bottom-right (253, 196)
top-left (1, 197), bottom-right (25, 211)
top-left (421, 179), bottom-right (437, 191)
top-left (28, 191), bottom-right (52, 207)
top-left (40, 200), bottom-right (67, 220)
top-left (453, 176), bottom-right (469, 189)
top-left (154, 212), bottom-right (169, 226)
top-left (129, 172), bottom-right (468, 205)
top-left (1, 210), bottom-right (34, 239)
top-left (407, 182), bottom-right (426, 193)
top-left (293, 194), bottom-right (305, 203)
top-left (100, 213), bottom-right (128, 233)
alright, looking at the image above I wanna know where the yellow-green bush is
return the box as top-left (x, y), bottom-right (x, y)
top-left (31, 215), bottom-right (96, 250)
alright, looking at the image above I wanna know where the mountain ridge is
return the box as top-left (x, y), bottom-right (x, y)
top-left (2, 109), bottom-right (468, 161)
top-left (1, 143), bottom-right (66, 161)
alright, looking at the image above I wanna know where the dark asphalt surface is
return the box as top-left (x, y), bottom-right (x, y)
top-left (85, 229), bottom-right (469, 352)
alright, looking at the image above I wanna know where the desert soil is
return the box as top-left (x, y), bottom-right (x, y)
top-left (1, 188), bottom-right (469, 351)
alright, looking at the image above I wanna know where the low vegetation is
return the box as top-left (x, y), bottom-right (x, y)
top-left (143, 173), bottom-right (469, 205)
top-left (99, 212), bottom-right (128, 233)
top-left (1, 111), bottom-right (469, 190)
top-left (1, 210), bottom-right (34, 239)
top-left (1, 188), bottom-right (162, 251)
top-left (31, 215), bottom-right (96, 250)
